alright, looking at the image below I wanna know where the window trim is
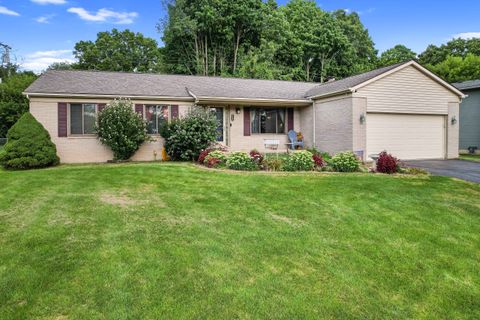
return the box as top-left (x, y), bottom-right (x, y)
top-left (143, 104), bottom-right (172, 135)
top-left (68, 103), bottom-right (98, 136)
top-left (250, 107), bottom-right (287, 135)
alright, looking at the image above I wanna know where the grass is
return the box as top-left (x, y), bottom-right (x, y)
top-left (460, 154), bottom-right (480, 162)
top-left (1, 163), bottom-right (479, 319)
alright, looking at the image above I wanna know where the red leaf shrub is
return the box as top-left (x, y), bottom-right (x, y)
top-left (206, 157), bottom-right (221, 168)
top-left (198, 148), bottom-right (212, 163)
top-left (312, 154), bottom-right (325, 168)
top-left (376, 151), bottom-right (399, 174)
top-left (249, 149), bottom-right (263, 164)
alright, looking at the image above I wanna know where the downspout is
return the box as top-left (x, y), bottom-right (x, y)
top-left (312, 101), bottom-right (316, 147)
top-left (185, 87), bottom-right (199, 105)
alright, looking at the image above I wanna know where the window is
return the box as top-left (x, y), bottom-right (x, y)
top-left (250, 108), bottom-right (285, 134)
top-left (145, 105), bottom-right (169, 134)
top-left (209, 107), bottom-right (224, 141)
top-left (70, 103), bottom-right (96, 135)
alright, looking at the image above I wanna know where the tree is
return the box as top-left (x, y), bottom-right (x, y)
top-left (74, 29), bottom-right (164, 72)
top-left (95, 98), bottom-right (149, 160)
top-left (332, 9), bottom-right (377, 73)
top-left (0, 72), bottom-right (38, 137)
top-left (419, 38), bottom-right (480, 65)
top-left (47, 62), bottom-right (76, 71)
top-left (426, 54), bottom-right (480, 83)
top-left (0, 112), bottom-right (59, 170)
top-left (378, 45), bottom-right (417, 67)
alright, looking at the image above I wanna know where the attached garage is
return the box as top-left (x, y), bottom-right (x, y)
top-left (366, 113), bottom-right (446, 160)
top-left (308, 61), bottom-right (465, 161)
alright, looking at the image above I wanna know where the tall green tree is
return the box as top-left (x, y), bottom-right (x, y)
top-left (426, 54), bottom-right (480, 83)
top-left (74, 29), bottom-right (164, 72)
top-left (0, 72), bottom-right (37, 137)
top-left (419, 38), bottom-right (480, 65)
top-left (332, 9), bottom-right (377, 73)
top-left (378, 45), bottom-right (417, 67)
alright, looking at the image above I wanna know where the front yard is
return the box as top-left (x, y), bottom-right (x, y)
top-left (1, 163), bottom-right (479, 319)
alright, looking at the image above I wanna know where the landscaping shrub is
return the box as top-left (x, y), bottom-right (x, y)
top-left (283, 150), bottom-right (314, 171)
top-left (226, 151), bottom-right (257, 170)
top-left (0, 112), bottom-right (59, 170)
top-left (206, 157), bottom-right (221, 168)
top-left (162, 108), bottom-right (218, 161)
top-left (96, 98), bottom-right (148, 161)
top-left (331, 151), bottom-right (360, 172)
top-left (198, 148), bottom-right (213, 163)
top-left (204, 150), bottom-right (227, 166)
top-left (376, 151), bottom-right (399, 174)
top-left (263, 157), bottom-right (283, 171)
top-left (249, 149), bottom-right (263, 165)
top-left (312, 154), bottom-right (326, 168)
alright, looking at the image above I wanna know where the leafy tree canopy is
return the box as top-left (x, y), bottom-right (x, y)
top-left (426, 54), bottom-right (480, 83)
top-left (378, 45), bottom-right (417, 67)
top-left (74, 28), bottom-right (164, 72)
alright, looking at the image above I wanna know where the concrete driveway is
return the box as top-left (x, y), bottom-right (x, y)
top-left (405, 159), bottom-right (480, 183)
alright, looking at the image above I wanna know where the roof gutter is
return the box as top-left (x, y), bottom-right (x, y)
top-left (195, 96), bottom-right (312, 106)
top-left (23, 92), bottom-right (196, 102)
top-left (307, 88), bottom-right (353, 101)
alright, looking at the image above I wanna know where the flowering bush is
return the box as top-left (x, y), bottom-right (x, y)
top-left (263, 157), bottom-right (283, 171)
top-left (206, 157), bottom-right (221, 168)
top-left (198, 148), bottom-right (212, 163)
top-left (226, 151), bottom-right (257, 170)
top-left (249, 149), bottom-right (263, 165)
top-left (283, 150), bottom-right (314, 171)
top-left (204, 150), bottom-right (227, 165)
top-left (376, 151), bottom-right (399, 174)
top-left (96, 98), bottom-right (148, 161)
top-left (331, 151), bottom-right (360, 172)
top-left (162, 108), bottom-right (218, 161)
top-left (312, 154), bottom-right (326, 168)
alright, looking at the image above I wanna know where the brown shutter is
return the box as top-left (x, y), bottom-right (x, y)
top-left (243, 107), bottom-right (251, 136)
top-left (97, 103), bottom-right (106, 112)
top-left (135, 104), bottom-right (144, 117)
top-left (171, 105), bottom-right (179, 119)
top-left (287, 108), bottom-right (294, 131)
top-left (58, 102), bottom-right (67, 137)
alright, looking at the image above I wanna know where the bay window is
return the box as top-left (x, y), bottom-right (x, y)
top-left (70, 103), bottom-right (96, 135)
top-left (251, 108), bottom-right (286, 134)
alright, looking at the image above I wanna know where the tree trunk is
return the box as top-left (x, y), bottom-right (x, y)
top-left (204, 35), bottom-right (208, 76)
top-left (233, 28), bottom-right (242, 73)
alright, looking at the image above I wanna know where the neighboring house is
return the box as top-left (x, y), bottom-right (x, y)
top-left (24, 60), bottom-right (464, 163)
top-left (453, 80), bottom-right (480, 154)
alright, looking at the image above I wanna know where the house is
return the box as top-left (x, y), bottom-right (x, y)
top-left (453, 80), bottom-right (480, 154)
top-left (24, 60), bottom-right (464, 163)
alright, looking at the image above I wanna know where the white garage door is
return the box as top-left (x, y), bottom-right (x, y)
top-left (367, 113), bottom-right (446, 160)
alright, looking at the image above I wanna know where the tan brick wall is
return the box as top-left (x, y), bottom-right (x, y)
top-left (314, 96), bottom-right (353, 154)
top-left (30, 97), bottom-right (193, 163)
top-left (447, 102), bottom-right (460, 159)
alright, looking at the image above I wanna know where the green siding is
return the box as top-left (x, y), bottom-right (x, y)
top-left (459, 88), bottom-right (480, 150)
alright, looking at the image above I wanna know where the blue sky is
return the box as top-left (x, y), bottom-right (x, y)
top-left (1, 0), bottom-right (479, 73)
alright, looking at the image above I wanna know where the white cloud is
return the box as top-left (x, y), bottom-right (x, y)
top-left (31, 0), bottom-right (67, 4)
top-left (67, 7), bottom-right (138, 24)
top-left (21, 50), bottom-right (75, 73)
top-left (453, 32), bottom-right (480, 39)
top-left (0, 6), bottom-right (20, 16)
top-left (35, 14), bottom-right (55, 23)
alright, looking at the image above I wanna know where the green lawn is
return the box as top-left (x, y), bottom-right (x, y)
top-left (460, 154), bottom-right (480, 162)
top-left (1, 163), bottom-right (479, 319)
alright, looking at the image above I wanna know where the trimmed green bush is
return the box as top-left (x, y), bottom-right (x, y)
top-left (331, 151), bottom-right (360, 172)
top-left (96, 98), bottom-right (148, 161)
top-left (282, 150), bottom-right (315, 171)
top-left (0, 112), bottom-right (59, 170)
top-left (162, 108), bottom-right (218, 161)
top-left (226, 151), bottom-right (257, 170)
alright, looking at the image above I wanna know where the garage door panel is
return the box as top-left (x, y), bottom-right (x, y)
top-left (367, 114), bottom-right (445, 160)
